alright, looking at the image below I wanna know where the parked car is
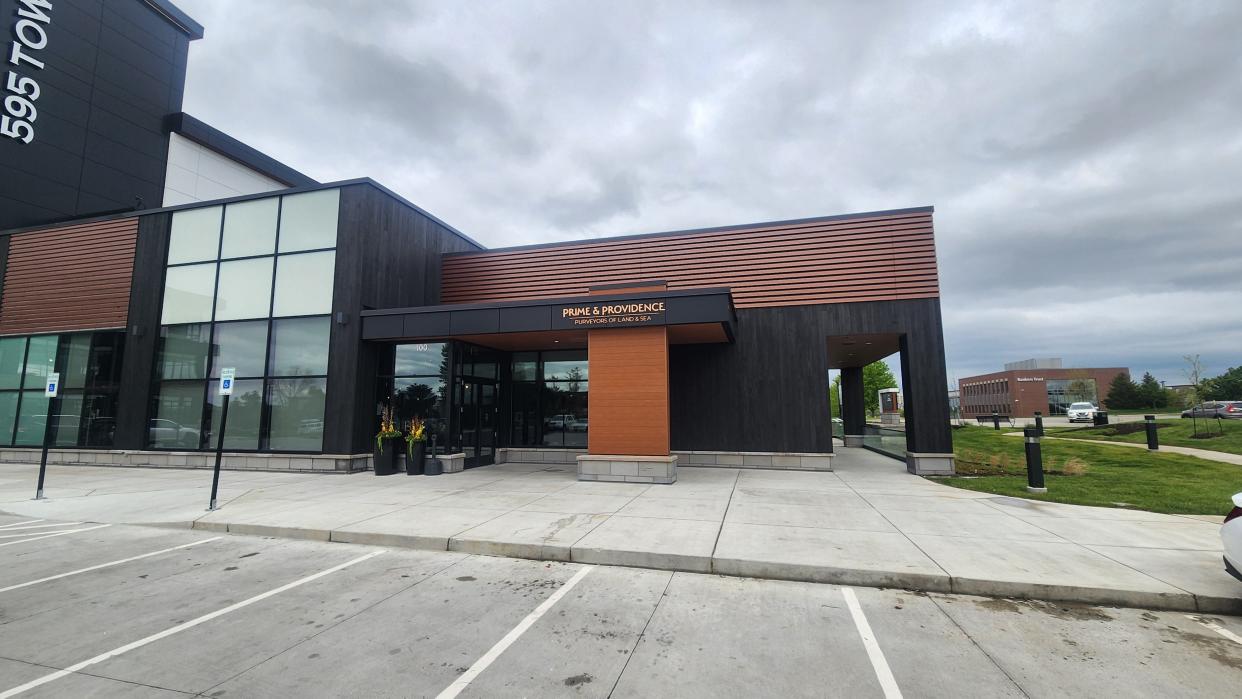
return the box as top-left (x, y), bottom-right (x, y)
top-left (148, 419), bottom-right (200, 448)
top-left (544, 414), bottom-right (575, 431)
top-left (1182, 401), bottom-right (1242, 419)
top-left (568, 418), bottom-right (589, 432)
top-left (1223, 493), bottom-right (1242, 582)
top-left (1066, 402), bottom-right (1098, 423)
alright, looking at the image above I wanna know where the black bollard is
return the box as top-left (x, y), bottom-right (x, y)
top-left (992, 411), bottom-right (1000, 430)
top-left (1144, 415), bottom-right (1158, 451)
top-left (1024, 426), bottom-right (1046, 493)
top-left (1034, 411), bottom-right (1044, 437)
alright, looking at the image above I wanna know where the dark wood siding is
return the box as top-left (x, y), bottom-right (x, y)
top-left (113, 212), bottom-right (172, 449)
top-left (669, 298), bottom-right (952, 455)
top-left (323, 184), bottom-right (484, 454)
top-left (441, 209), bottom-right (938, 308)
top-left (0, 217), bottom-right (139, 335)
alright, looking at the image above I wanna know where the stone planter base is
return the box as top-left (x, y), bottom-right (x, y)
top-left (577, 454), bottom-right (678, 484)
top-left (436, 452), bottom-right (467, 473)
top-left (906, 452), bottom-right (956, 475)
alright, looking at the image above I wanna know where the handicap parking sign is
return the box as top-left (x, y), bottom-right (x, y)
top-left (220, 368), bottom-right (236, 396)
top-left (44, 372), bottom-right (59, 397)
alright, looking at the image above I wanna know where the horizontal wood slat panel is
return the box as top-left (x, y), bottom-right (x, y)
top-left (442, 211), bottom-right (939, 308)
top-left (0, 217), bottom-right (139, 335)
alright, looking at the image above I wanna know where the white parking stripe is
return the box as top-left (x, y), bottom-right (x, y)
top-left (0, 525), bottom-right (111, 549)
top-left (0, 537), bottom-right (223, 594)
top-left (436, 565), bottom-right (595, 699)
top-left (842, 587), bottom-right (903, 699)
top-left (1188, 615), bottom-right (1242, 645)
top-left (0, 521), bottom-right (82, 532)
top-left (0, 520), bottom-right (44, 529)
top-left (0, 549), bottom-right (385, 698)
top-left (0, 527), bottom-right (86, 539)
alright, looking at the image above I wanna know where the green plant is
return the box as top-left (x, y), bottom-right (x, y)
top-left (375, 404), bottom-right (400, 453)
top-left (405, 416), bottom-right (426, 459)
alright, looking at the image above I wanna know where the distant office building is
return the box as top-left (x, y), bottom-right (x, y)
top-left (959, 365), bottom-right (1129, 417)
top-left (1003, 358), bottom-right (1063, 371)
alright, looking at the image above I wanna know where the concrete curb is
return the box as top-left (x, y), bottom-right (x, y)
top-left (185, 519), bottom-right (1242, 615)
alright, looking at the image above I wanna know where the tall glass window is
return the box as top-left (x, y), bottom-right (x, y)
top-left (379, 343), bottom-right (450, 453)
top-left (152, 189), bottom-right (339, 452)
top-left (0, 331), bottom-right (125, 448)
top-left (504, 349), bottom-right (588, 449)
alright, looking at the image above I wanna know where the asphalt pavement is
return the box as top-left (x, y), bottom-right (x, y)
top-left (0, 514), bottom-right (1239, 698)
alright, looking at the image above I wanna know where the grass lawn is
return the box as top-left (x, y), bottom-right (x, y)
top-left (1049, 419), bottom-right (1242, 456)
top-left (934, 426), bottom-right (1242, 515)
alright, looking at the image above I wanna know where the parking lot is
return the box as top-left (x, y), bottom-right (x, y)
top-left (1, 513), bottom-right (1240, 698)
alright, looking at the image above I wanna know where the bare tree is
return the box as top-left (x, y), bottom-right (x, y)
top-left (1183, 354), bottom-right (1205, 436)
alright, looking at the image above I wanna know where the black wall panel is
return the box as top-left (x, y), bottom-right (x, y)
top-left (322, 185), bottom-right (483, 454)
top-left (669, 298), bottom-right (953, 455)
top-left (0, 0), bottom-right (194, 231)
top-left (114, 211), bottom-right (170, 449)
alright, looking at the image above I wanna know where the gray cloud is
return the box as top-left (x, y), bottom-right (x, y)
top-left (177, 0), bottom-right (1242, 385)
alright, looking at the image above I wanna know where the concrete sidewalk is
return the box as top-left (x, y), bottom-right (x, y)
top-left (1, 448), bottom-right (1237, 613)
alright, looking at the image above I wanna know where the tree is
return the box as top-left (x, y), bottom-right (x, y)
top-left (829, 374), bottom-right (842, 420)
top-left (863, 361), bottom-right (898, 416)
top-left (1203, 366), bottom-right (1242, 401)
top-left (1136, 372), bottom-right (1168, 409)
top-left (1065, 369), bottom-right (1097, 404)
top-left (1105, 372), bottom-right (1140, 409)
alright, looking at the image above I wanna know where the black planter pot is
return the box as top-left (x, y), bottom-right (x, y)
top-left (373, 437), bottom-right (401, 476)
top-left (405, 441), bottom-right (426, 475)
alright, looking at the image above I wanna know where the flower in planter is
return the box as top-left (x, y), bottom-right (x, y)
top-left (376, 404), bottom-right (401, 453)
top-left (405, 417), bottom-right (426, 459)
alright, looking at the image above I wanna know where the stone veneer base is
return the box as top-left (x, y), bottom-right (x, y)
top-left (906, 452), bottom-right (956, 476)
top-left (0, 448), bottom-right (370, 473)
top-left (577, 454), bottom-right (678, 484)
top-left (500, 448), bottom-right (831, 472)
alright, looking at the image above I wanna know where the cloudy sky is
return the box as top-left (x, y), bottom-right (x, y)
top-left (176, 0), bottom-right (1242, 387)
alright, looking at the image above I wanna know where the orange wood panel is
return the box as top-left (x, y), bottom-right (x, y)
top-left (0, 217), bottom-right (139, 335)
top-left (440, 210), bottom-right (939, 308)
top-left (587, 326), bottom-right (669, 456)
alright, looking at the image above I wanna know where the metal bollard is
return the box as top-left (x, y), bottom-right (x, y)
top-left (1024, 426), bottom-right (1046, 493)
top-left (992, 411), bottom-right (1000, 430)
top-left (1033, 411), bottom-right (1044, 437)
top-left (1145, 415), bottom-right (1158, 451)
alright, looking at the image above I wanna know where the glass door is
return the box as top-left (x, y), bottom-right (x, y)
top-left (457, 380), bottom-right (498, 468)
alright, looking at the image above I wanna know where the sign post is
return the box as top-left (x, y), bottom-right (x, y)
top-left (208, 368), bottom-right (235, 511)
top-left (34, 371), bottom-right (60, 500)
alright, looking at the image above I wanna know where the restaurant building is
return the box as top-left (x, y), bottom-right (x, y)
top-left (0, 0), bottom-right (957, 478)
top-left (959, 360), bottom-right (1129, 418)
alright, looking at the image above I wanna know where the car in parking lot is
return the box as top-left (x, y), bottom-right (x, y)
top-left (1224, 493), bottom-right (1242, 582)
top-left (1066, 402), bottom-right (1098, 423)
top-left (1182, 401), bottom-right (1242, 419)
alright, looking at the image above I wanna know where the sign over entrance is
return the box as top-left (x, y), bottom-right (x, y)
top-left (552, 299), bottom-right (666, 329)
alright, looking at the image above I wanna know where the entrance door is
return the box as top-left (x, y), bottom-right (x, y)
top-left (458, 380), bottom-right (498, 468)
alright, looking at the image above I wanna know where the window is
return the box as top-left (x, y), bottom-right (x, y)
top-left (0, 332), bottom-right (125, 448)
top-left (272, 251), bottom-right (335, 317)
top-left (214, 258), bottom-right (274, 320)
top-left (269, 316), bottom-right (331, 377)
top-left (167, 206), bottom-right (221, 264)
top-left (278, 189), bottom-right (340, 252)
top-left (266, 377), bottom-right (327, 451)
top-left (221, 197), bottom-right (278, 258)
top-left (152, 190), bottom-right (340, 452)
top-left (161, 263), bottom-right (216, 324)
top-left (502, 349), bottom-right (588, 448)
top-left (381, 342), bottom-right (450, 453)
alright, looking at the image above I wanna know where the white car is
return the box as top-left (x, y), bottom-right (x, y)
top-left (1066, 402), bottom-right (1098, 423)
top-left (1224, 493), bottom-right (1242, 582)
